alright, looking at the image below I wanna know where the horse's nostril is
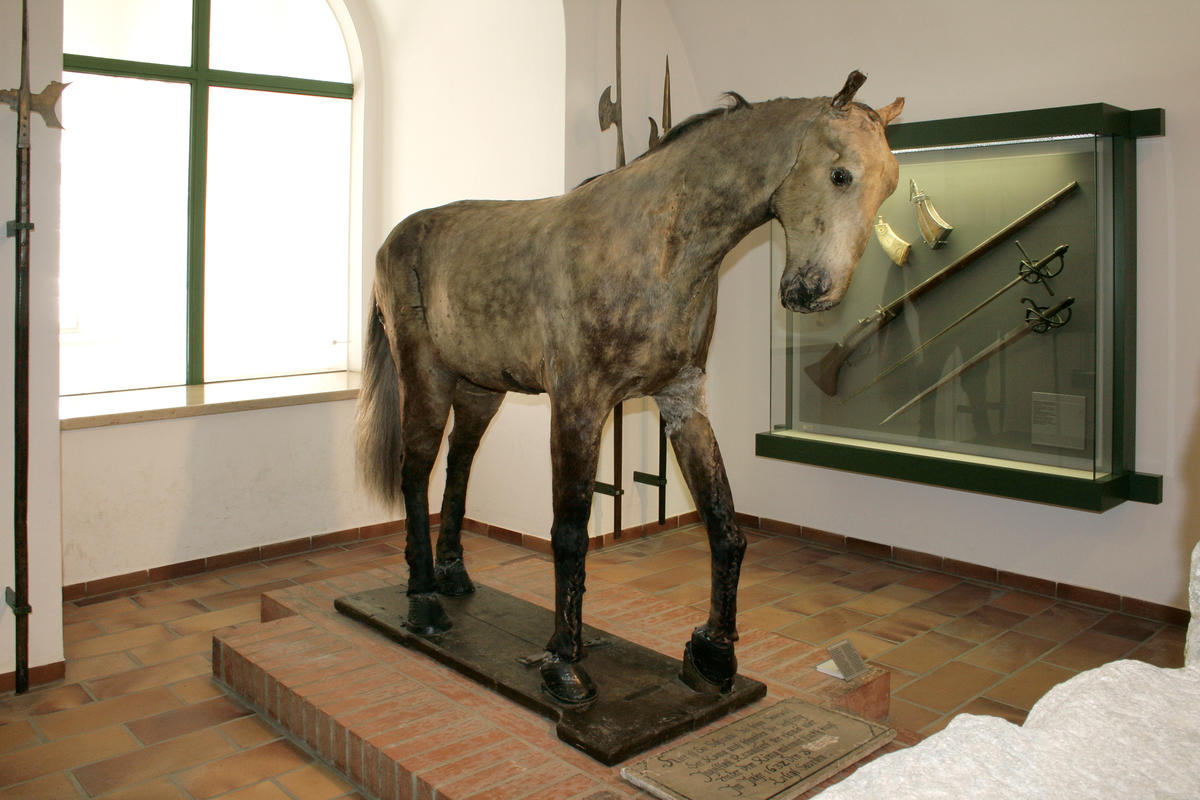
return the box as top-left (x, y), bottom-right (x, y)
top-left (784, 284), bottom-right (811, 309)
top-left (783, 273), bottom-right (830, 311)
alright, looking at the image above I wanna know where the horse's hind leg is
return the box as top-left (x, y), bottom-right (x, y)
top-left (657, 390), bottom-right (745, 693)
top-left (434, 382), bottom-right (504, 596)
top-left (394, 352), bottom-right (456, 635)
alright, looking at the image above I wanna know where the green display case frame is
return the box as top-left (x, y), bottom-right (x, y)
top-left (755, 104), bottom-right (1164, 512)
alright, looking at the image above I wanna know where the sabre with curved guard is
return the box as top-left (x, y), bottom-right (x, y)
top-left (880, 296), bottom-right (1075, 425)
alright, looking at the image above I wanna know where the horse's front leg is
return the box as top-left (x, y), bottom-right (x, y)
top-left (658, 390), bottom-right (745, 693)
top-left (540, 403), bottom-right (606, 705)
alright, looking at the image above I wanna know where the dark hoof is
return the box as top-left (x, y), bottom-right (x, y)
top-left (680, 629), bottom-right (736, 694)
top-left (539, 653), bottom-right (597, 706)
top-left (435, 558), bottom-right (475, 597)
top-left (405, 592), bottom-right (451, 636)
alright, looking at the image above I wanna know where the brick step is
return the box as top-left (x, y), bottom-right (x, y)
top-left (214, 559), bottom-right (901, 799)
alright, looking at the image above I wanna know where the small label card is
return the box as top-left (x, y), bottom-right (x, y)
top-left (1031, 391), bottom-right (1086, 450)
top-left (816, 639), bottom-right (868, 681)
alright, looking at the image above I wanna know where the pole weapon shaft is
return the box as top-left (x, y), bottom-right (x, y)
top-left (6, 0), bottom-right (33, 696)
top-left (4, 0), bottom-right (62, 694)
top-left (611, 0), bottom-right (622, 537)
top-left (880, 296), bottom-right (1075, 425)
top-left (613, 0), bottom-right (624, 167)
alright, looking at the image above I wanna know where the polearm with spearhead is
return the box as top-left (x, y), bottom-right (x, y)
top-left (844, 241), bottom-right (1068, 403)
top-left (804, 180), bottom-right (1080, 396)
top-left (1, 0), bottom-right (66, 695)
top-left (880, 296), bottom-right (1076, 425)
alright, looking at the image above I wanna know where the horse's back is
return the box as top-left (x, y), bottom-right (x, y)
top-left (376, 197), bottom-right (571, 394)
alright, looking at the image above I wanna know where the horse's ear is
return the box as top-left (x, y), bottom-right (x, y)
top-left (831, 70), bottom-right (867, 109)
top-left (876, 97), bottom-right (904, 126)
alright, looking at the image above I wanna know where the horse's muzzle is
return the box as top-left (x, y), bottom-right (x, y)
top-left (781, 270), bottom-right (834, 313)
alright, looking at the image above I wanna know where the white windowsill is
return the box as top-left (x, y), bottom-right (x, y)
top-left (60, 371), bottom-right (362, 430)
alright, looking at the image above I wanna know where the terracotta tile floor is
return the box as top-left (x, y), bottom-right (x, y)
top-left (1, 524), bottom-right (1187, 798)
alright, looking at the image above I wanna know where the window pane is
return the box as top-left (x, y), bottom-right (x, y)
top-left (60, 73), bottom-right (191, 395)
top-left (63, 0), bottom-right (193, 66)
top-left (209, 0), bottom-right (351, 82)
top-left (204, 87), bottom-right (351, 383)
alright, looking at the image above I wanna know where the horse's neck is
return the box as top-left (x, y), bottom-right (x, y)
top-left (648, 98), bottom-right (823, 270)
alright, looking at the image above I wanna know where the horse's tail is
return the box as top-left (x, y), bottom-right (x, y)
top-left (355, 291), bottom-right (405, 507)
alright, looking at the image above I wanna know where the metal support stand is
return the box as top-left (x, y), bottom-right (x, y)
top-left (633, 416), bottom-right (668, 526)
top-left (593, 403), bottom-right (624, 539)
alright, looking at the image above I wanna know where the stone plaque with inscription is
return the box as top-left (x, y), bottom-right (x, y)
top-left (621, 699), bottom-right (895, 800)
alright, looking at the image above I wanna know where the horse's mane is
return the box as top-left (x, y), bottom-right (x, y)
top-left (574, 92), bottom-right (754, 188)
top-left (652, 91), bottom-right (752, 150)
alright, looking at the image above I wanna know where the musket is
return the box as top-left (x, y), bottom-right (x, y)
top-left (804, 180), bottom-right (1079, 396)
top-left (3, 0), bottom-right (64, 695)
top-left (880, 296), bottom-right (1075, 425)
top-left (845, 241), bottom-right (1067, 402)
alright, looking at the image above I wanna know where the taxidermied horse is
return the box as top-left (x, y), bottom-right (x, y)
top-left (357, 70), bottom-right (903, 704)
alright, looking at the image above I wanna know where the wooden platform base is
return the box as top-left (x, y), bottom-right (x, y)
top-left (335, 583), bottom-right (766, 765)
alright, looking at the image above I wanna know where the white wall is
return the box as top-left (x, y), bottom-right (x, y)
top-left (565, 0), bottom-right (1198, 608)
top-left (366, 0), bottom-right (568, 539)
top-left (0, 0), bottom-right (64, 676)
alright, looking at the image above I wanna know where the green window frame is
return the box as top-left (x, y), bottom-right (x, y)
top-left (62, 0), bottom-right (354, 387)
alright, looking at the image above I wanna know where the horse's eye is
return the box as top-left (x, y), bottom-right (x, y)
top-left (830, 167), bottom-right (853, 187)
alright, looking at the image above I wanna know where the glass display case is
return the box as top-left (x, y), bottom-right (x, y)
top-left (756, 104), bottom-right (1164, 511)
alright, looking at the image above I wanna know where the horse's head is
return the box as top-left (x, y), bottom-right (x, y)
top-left (772, 71), bottom-right (903, 312)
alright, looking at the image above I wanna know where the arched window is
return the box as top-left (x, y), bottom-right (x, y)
top-left (60, 0), bottom-right (354, 395)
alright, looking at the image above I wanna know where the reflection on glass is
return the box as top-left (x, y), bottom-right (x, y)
top-left (769, 137), bottom-right (1109, 479)
top-left (60, 73), bottom-right (191, 395)
top-left (204, 87), bottom-right (351, 383)
top-left (209, 0), bottom-right (351, 82)
top-left (63, 0), bottom-right (193, 66)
